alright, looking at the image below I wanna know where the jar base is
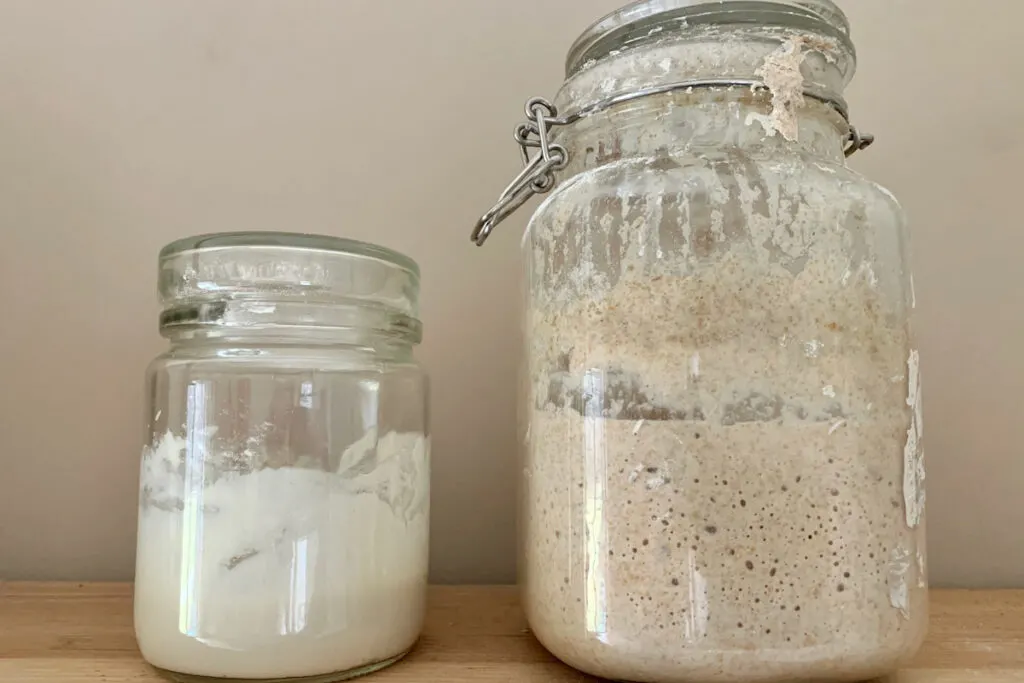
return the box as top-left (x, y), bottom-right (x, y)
top-left (151, 648), bottom-right (412, 683)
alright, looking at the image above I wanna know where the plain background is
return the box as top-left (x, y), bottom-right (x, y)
top-left (0, 0), bottom-right (1020, 587)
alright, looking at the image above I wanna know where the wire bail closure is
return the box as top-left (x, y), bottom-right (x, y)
top-left (471, 98), bottom-right (567, 247)
top-left (471, 80), bottom-right (875, 247)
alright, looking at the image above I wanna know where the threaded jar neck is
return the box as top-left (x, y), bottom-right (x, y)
top-left (158, 232), bottom-right (422, 347)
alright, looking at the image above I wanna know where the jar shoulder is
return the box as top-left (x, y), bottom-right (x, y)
top-left (534, 150), bottom-right (905, 229)
top-left (525, 149), bottom-right (913, 313)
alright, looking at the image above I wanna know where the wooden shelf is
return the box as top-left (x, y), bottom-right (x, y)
top-left (1, 583), bottom-right (1022, 681)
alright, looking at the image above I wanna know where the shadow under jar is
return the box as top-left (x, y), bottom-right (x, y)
top-left (134, 233), bottom-right (430, 683)
top-left (473, 1), bottom-right (926, 682)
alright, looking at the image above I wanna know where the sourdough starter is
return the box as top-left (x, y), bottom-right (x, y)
top-left (523, 255), bottom-right (927, 681)
top-left (135, 429), bottom-right (429, 680)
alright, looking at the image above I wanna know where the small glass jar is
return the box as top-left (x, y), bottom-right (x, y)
top-left (474, 1), bottom-right (926, 682)
top-left (134, 233), bottom-right (429, 683)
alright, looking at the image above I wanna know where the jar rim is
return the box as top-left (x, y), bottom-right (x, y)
top-left (158, 231), bottom-right (422, 338)
top-left (160, 231), bottom-right (420, 279)
top-left (565, 0), bottom-right (853, 77)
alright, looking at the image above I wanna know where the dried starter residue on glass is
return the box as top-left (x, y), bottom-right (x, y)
top-left (903, 349), bottom-right (926, 529)
top-left (747, 37), bottom-right (813, 141)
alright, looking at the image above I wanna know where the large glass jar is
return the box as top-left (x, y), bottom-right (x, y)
top-left (134, 233), bottom-right (430, 682)
top-left (473, 1), bottom-right (926, 681)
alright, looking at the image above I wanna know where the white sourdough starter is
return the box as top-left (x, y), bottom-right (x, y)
top-left (521, 26), bottom-right (927, 683)
top-left (135, 429), bottom-right (429, 680)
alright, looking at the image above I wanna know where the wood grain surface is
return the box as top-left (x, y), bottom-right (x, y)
top-left (1, 584), bottom-right (1022, 682)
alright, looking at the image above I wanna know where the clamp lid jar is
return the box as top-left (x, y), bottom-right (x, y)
top-left (473, 2), bottom-right (926, 682)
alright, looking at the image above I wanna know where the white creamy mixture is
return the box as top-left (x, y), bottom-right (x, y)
top-left (135, 429), bottom-right (429, 680)
top-left (521, 24), bottom-right (926, 683)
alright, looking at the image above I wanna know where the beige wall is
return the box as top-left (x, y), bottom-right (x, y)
top-left (0, 0), bottom-right (1020, 587)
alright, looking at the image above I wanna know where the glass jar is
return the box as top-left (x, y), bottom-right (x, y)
top-left (134, 233), bottom-right (430, 683)
top-left (473, 1), bottom-right (926, 681)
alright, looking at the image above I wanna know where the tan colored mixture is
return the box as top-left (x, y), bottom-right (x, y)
top-left (522, 256), bottom-right (927, 682)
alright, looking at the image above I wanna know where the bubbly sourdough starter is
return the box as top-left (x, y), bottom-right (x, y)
top-left (135, 430), bottom-right (429, 680)
top-left (523, 256), bottom-right (927, 682)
